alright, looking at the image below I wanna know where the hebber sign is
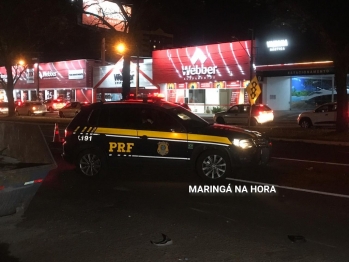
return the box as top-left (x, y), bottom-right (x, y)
top-left (246, 76), bottom-right (261, 105)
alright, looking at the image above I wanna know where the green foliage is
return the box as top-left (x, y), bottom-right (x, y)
top-left (212, 106), bottom-right (224, 114)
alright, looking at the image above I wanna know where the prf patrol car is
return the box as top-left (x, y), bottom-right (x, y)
top-left (62, 99), bottom-right (272, 182)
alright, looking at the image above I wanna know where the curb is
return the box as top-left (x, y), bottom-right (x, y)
top-left (270, 137), bottom-right (349, 147)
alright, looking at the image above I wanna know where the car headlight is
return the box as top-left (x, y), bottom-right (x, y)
top-left (233, 138), bottom-right (254, 149)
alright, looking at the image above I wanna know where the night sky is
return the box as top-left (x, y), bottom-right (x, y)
top-left (38, 0), bottom-right (348, 64)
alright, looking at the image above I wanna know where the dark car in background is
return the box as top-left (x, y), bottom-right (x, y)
top-left (214, 104), bottom-right (274, 126)
top-left (43, 99), bottom-right (66, 112)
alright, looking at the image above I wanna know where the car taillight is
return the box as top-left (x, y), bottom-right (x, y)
top-left (65, 129), bottom-right (73, 139)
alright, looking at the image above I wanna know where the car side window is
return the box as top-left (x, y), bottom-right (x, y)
top-left (329, 104), bottom-right (337, 112)
top-left (228, 105), bottom-right (239, 113)
top-left (139, 108), bottom-right (185, 132)
top-left (316, 105), bottom-right (328, 113)
top-left (109, 107), bottom-right (140, 129)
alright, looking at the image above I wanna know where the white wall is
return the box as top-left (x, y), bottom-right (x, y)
top-left (264, 77), bottom-right (291, 110)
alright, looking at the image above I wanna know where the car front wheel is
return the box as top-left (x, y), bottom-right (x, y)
top-left (77, 149), bottom-right (107, 178)
top-left (216, 117), bottom-right (225, 124)
top-left (196, 149), bottom-right (231, 182)
top-left (300, 119), bottom-right (312, 128)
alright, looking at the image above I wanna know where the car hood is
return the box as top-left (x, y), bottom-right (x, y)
top-left (196, 123), bottom-right (265, 140)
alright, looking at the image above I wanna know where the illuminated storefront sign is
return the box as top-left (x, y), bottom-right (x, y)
top-left (266, 39), bottom-right (288, 51)
top-left (69, 69), bottom-right (84, 80)
top-left (153, 41), bottom-right (251, 83)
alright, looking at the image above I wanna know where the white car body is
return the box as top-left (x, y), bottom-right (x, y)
top-left (297, 102), bottom-right (337, 128)
top-left (15, 101), bottom-right (46, 116)
top-left (59, 101), bottom-right (90, 118)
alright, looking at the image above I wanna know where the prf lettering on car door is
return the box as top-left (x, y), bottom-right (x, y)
top-left (109, 142), bottom-right (134, 153)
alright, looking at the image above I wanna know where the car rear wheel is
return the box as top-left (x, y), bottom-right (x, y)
top-left (196, 149), bottom-right (231, 182)
top-left (59, 111), bottom-right (64, 118)
top-left (77, 149), bottom-right (107, 178)
top-left (300, 119), bottom-right (312, 128)
top-left (216, 117), bottom-right (225, 124)
top-left (27, 111), bottom-right (32, 116)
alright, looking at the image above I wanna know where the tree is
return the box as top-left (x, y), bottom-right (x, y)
top-left (70, 0), bottom-right (135, 99)
top-left (0, 0), bottom-right (73, 116)
top-left (250, 0), bottom-right (349, 132)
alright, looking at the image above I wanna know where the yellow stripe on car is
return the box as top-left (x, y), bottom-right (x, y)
top-left (188, 134), bottom-right (231, 145)
top-left (95, 127), bottom-right (138, 136)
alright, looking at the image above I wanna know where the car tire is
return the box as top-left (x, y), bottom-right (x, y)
top-left (77, 149), bottom-right (107, 178)
top-left (27, 111), bottom-right (32, 116)
top-left (196, 149), bottom-right (231, 182)
top-left (42, 112), bottom-right (46, 116)
top-left (300, 119), bottom-right (312, 128)
top-left (49, 107), bottom-right (54, 112)
top-left (216, 117), bottom-right (225, 124)
top-left (59, 111), bottom-right (64, 118)
top-left (15, 111), bottom-right (19, 116)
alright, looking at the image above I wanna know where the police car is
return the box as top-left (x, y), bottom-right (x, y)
top-left (62, 99), bottom-right (271, 182)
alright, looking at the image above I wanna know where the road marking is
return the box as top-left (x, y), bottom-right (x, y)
top-left (226, 178), bottom-right (349, 199)
top-left (272, 157), bottom-right (349, 167)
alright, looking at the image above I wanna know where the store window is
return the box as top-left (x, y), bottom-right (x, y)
top-left (188, 89), bottom-right (205, 103)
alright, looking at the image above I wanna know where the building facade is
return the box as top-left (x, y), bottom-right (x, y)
top-left (0, 59), bottom-right (98, 103)
top-left (152, 41), bottom-right (253, 113)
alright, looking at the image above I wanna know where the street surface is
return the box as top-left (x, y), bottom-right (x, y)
top-left (1, 115), bottom-right (349, 261)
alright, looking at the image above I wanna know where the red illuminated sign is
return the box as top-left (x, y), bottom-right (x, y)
top-left (153, 42), bottom-right (251, 84)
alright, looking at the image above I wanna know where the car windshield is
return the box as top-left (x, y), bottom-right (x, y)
top-left (168, 106), bottom-right (209, 130)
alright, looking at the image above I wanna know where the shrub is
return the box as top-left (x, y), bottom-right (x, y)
top-left (212, 106), bottom-right (224, 114)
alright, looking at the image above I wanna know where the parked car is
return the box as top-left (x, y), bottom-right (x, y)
top-left (43, 99), bottom-right (66, 112)
top-left (62, 99), bottom-right (272, 182)
top-left (0, 102), bottom-right (8, 115)
top-left (297, 102), bottom-right (338, 128)
top-left (213, 104), bottom-right (274, 126)
top-left (15, 101), bottom-right (47, 116)
top-left (59, 101), bottom-right (91, 118)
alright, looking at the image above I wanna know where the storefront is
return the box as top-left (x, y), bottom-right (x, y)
top-left (93, 57), bottom-right (159, 101)
top-left (0, 59), bottom-right (97, 103)
top-left (152, 41), bottom-right (253, 113)
top-left (253, 35), bottom-right (349, 111)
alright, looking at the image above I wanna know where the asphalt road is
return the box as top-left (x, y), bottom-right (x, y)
top-left (1, 119), bottom-right (349, 261)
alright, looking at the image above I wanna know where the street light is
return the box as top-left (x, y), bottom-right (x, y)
top-left (115, 42), bottom-right (140, 99)
top-left (115, 42), bottom-right (127, 54)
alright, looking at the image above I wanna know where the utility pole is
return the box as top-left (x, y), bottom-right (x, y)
top-left (249, 29), bottom-right (254, 81)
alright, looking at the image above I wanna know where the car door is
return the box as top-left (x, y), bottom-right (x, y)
top-left (313, 104), bottom-right (336, 126)
top-left (137, 106), bottom-right (188, 162)
top-left (89, 105), bottom-right (141, 166)
top-left (67, 102), bottom-right (79, 117)
top-left (223, 105), bottom-right (239, 124)
top-left (238, 104), bottom-right (251, 124)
